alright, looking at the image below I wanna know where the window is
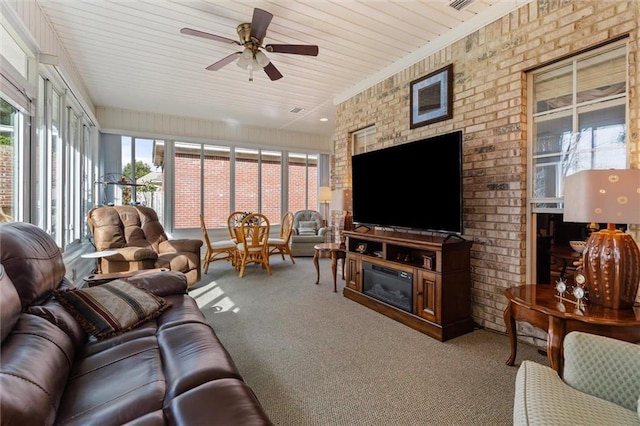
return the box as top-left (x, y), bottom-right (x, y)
top-left (119, 137), bottom-right (163, 214)
top-left (530, 43), bottom-right (627, 212)
top-left (0, 96), bottom-right (24, 222)
top-left (287, 152), bottom-right (318, 213)
top-left (166, 141), bottom-right (322, 231)
top-left (31, 74), bottom-right (95, 251)
top-left (235, 147), bottom-right (260, 215)
top-left (35, 78), bottom-right (64, 244)
top-left (528, 41), bottom-right (628, 284)
top-left (260, 150), bottom-right (282, 225)
top-left (174, 141), bottom-right (202, 229)
top-left (352, 126), bottom-right (376, 155)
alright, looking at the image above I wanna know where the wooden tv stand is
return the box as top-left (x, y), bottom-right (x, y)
top-left (343, 229), bottom-right (473, 341)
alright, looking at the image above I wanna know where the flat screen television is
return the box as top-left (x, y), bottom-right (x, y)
top-left (351, 130), bottom-right (463, 234)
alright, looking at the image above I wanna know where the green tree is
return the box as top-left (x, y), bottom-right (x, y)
top-left (121, 161), bottom-right (157, 205)
top-left (1, 98), bottom-right (15, 146)
top-left (123, 161), bottom-right (152, 180)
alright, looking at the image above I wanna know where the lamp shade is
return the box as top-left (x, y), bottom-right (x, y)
top-left (254, 50), bottom-right (270, 68)
top-left (330, 189), bottom-right (352, 211)
top-left (318, 186), bottom-right (332, 204)
top-left (563, 169), bottom-right (640, 224)
top-left (236, 48), bottom-right (253, 69)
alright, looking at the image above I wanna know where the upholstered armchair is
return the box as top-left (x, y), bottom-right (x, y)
top-left (513, 331), bottom-right (640, 425)
top-left (87, 205), bottom-right (203, 286)
top-left (290, 209), bottom-right (328, 256)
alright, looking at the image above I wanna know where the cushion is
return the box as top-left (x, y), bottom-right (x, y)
top-left (298, 228), bottom-right (318, 235)
top-left (54, 279), bottom-right (169, 340)
top-left (299, 220), bottom-right (317, 230)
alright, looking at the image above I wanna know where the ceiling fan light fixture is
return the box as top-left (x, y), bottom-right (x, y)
top-left (237, 52), bottom-right (252, 69)
top-left (241, 48), bottom-right (253, 60)
top-left (255, 50), bottom-right (270, 68)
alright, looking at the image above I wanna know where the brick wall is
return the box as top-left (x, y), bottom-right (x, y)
top-left (0, 145), bottom-right (13, 219)
top-left (332, 0), bottom-right (640, 334)
top-left (174, 153), bottom-right (319, 229)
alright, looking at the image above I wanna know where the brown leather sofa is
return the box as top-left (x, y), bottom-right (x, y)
top-left (0, 222), bottom-right (272, 425)
top-left (87, 205), bottom-right (203, 287)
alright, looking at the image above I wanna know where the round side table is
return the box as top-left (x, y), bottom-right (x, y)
top-left (313, 243), bottom-right (346, 292)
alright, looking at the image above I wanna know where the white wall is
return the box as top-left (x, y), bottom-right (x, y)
top-left (97, 107), bottom-right (332, 152)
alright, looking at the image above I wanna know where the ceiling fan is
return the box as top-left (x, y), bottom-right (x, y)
top-left (181, 8), bottom-right (319, 81)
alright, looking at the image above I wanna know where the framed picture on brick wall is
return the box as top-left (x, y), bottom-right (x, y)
top-left (410, 64), bottom-right (453, 129)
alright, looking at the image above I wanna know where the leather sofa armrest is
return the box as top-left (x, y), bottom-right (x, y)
top-left (159, 239), bottom-right (203, 254)
top-left (124, 271), bottom-right (188, 297)
top-left (109, 247), bottom-right (158, 261)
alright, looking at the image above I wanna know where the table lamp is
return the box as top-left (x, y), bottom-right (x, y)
top-left (318, 186), bottom-right (332, 228)
top-left (563, 169), bottom-right (640, 309)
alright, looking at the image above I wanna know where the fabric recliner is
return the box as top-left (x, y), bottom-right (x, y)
top-left (290, 209), bottom-right (328, 257)
top-left (87, 205), bottom-right (203, 286)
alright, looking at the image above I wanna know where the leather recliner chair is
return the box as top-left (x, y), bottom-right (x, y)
top-left (87, 205), bottom-right (203, 286)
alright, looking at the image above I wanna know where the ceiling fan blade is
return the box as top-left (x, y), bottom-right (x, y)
top-left (265, 44), bottom-right (319, 56)
top-left (263, 62), bottom-right (283, 81)
top-left (250, 8), bottom-right (273, 42)
top-left (206, 52), bottom-right (241, 71)
top-left (180, 28), bottom-right (240, 45)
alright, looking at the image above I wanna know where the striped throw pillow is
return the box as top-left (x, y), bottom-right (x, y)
top-left (54, 279), bottom-right (169, 340)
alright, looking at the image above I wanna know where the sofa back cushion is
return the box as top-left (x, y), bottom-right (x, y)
top-left (135, 206), bottom-right (169, 252)
top-left (88, 206), bottom-right (168, 253)
top-left (297, 220), bottom-right (318, 235)
top-left (293, 210), bottom-right (323, 234)
top-left (0, 222), bottom-right (66, 308)
top-left (88, 206), bottom-right (129, 250)
top-left (0, 264), bottom-right (21, 342)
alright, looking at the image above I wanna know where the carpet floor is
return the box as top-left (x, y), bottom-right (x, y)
top-left (190, 256), bottom-right (547, 425)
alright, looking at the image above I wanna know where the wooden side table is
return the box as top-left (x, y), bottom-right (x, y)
top-left (313, 243), bottom-right (346, 292)
top-left (504, 284), bottom-right (640, 374)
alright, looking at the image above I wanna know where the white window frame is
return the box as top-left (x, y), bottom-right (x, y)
top-left (526, 40), bottom-right (629, 283)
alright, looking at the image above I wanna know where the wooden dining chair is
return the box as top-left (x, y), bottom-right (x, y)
top-left (236, 213), bottom-right (271, 278)
top-left (227, 211), bottom-right (246, 244)
top-left (268, 211), bottom-right (295, 264)
top-left (200, 215), bottom-right (237, 274)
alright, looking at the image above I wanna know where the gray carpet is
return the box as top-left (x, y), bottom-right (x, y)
top-left (190, 257), bottom-right (547, 426)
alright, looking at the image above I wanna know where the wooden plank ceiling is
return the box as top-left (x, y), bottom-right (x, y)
top-left (37, 0), bottom-right (529, 136)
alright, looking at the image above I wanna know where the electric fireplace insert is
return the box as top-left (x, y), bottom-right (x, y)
top-left (362, 261), bottom-right (413, 313)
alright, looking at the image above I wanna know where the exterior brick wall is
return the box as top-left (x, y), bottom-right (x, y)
top-left (332, 0), bottom-right (640, 335)
top-left (0, 145), bottom-right (13, 219)
top-left (174, 153), bottom-right (318, 229)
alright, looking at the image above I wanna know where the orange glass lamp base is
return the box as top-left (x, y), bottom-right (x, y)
top-left (583, 223), bottom-right (640, 310)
